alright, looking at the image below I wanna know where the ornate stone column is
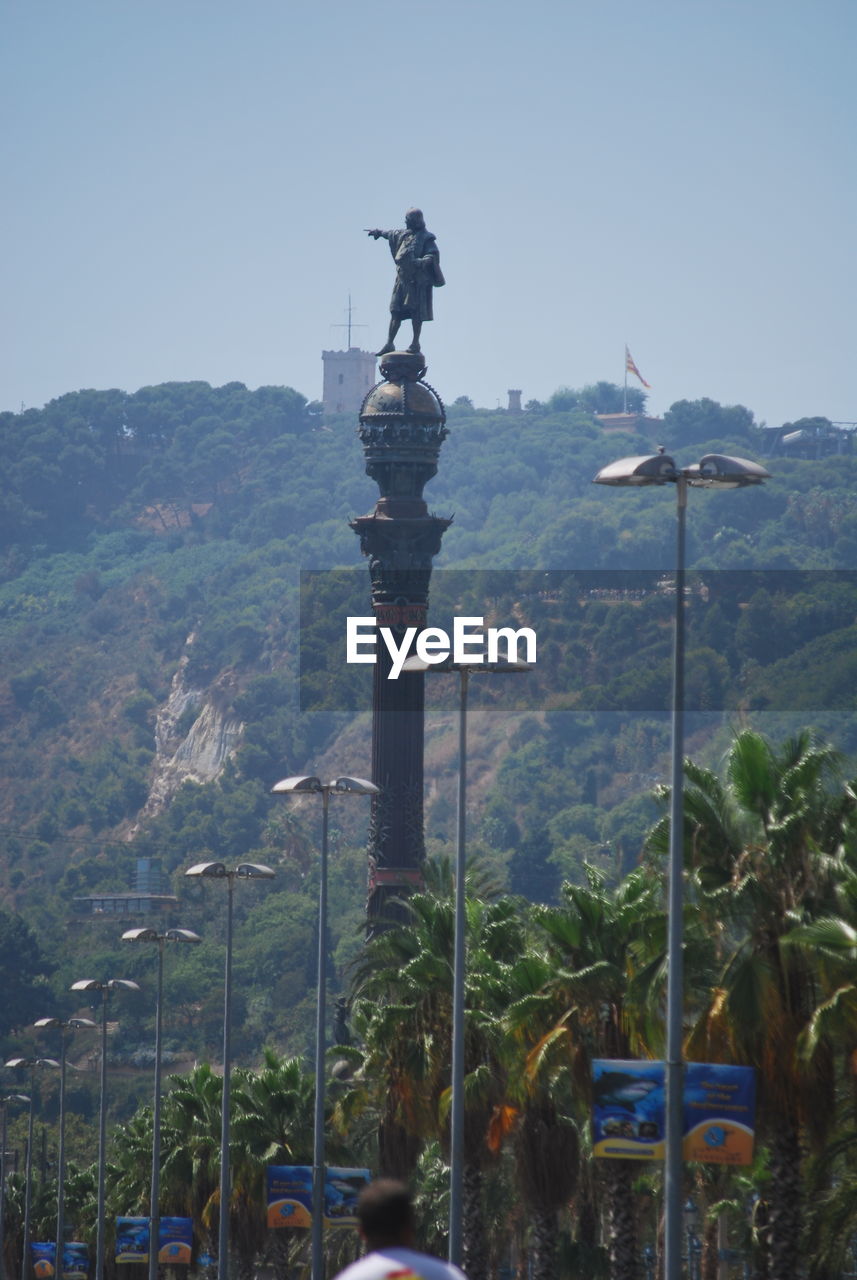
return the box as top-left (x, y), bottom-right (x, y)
top-left (350, 351), bottom-right (451, 927)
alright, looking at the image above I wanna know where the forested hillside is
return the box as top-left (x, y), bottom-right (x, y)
top-left (0, 376), bottom-right (855, 1084)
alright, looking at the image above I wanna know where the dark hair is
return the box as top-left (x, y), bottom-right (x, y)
top-left (357, 1179), bottom-right (414, 1242)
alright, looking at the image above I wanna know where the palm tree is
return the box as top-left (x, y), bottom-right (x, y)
top-left (489, 944), bottom-right (581, 1280)
top-left (60, 1163), bottom-right (97, 1261)
top-left (2, 1172), bottom-right (26, 1279)
top-left (349, 885), bottom-right (453, 1179)
top-left (520, 864), bottom-right (667, 1280)
top-left (801, 1106), bottom-right (857, 1280)
top-left (104, 1056), bottom-right (319, 1280)
top-left (772, 882), bottom-right (857, 1279)
top-left (656, 729), bottom-right (856, 1280)
top-left (349, 862), bottom-right (525, 1280)
top-left (2, 1169), bottom-right (58, 1279)
top-left (450, 891), bottom-right (526, 1280)
top-left (106, 1107), bottom-right (155, 1219)
top-left (159, 1064), bottom-right (225, 1275)
top-left (231, 1051), bottom-right (316, 1280)
top-left (410, 1141), bottom-right (451, 1257)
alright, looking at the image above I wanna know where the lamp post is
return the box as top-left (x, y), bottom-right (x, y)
top-left (4, 1059), bottom-right (60, 1280)
top-left (69, 979), bottom-right (140, 1280)
top-left (402, 655), bottom-right (530, 1267)
top-left (593, 450), bottom-right (769, 1280)
top-left (0, 1093), bottom-right (30, 1280)
top-left (121, 929), bottom-right (201, 1280)
top-left (270, 777), bottom-right (378, 1280)
top-left (184, 863), bottom-right (275, 1280)
top-left (32, 1019), bottom-right (97, 1280)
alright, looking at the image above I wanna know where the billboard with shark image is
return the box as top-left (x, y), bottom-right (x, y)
top-left (592, 1060), bottom-right (755, 1163)
top-left (593, 1059), bottom-right (666, 1159)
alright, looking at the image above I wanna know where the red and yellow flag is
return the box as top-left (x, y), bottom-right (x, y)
top-left (625, 346), bottom-right (651, 388)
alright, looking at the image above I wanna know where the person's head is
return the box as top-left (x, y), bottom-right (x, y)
top-left (357, 1179), bottom-right (416, 1249)
top-left (405, 208), bottom-right (425, 230)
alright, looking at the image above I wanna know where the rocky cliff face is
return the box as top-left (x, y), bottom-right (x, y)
top-left (141, 648), bottom-right (243, 817)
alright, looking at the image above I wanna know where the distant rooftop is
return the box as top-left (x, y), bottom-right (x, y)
top-left (72, 892), bottom-right (178, 918)
top-left (72, 856), bottom-right (176, 918)
top-left (595, 412), bottom-right (663, 433)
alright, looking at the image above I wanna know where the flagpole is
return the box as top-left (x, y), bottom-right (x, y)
top-left (623, 346), bottom-right (628, 414)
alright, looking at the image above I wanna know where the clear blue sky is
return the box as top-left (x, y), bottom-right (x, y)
top-left (2, 0), bottom-right (854, 427)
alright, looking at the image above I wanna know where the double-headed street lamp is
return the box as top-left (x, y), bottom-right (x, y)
top-left (0, 1093), bottom-right (30, 1280)
top-left (121, 928), bottom-right (201, 1280)
top-left (69, 979), bottom-right (140, 1280)
top-left (33, 1018), bottom-right (97, 1280)
top-left (593, 450), bottom-right (769, 1280)
top-left (184, 862), bottom-right (275, 1280)
top-left (4, 1058), bottom-right (59, 1280)
top-left (402, 655), bottom-right (530, 1268)
top-left (271, 775), bottom-right (378, 1280)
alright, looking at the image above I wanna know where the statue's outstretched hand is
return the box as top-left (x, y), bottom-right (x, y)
top-left (365, 228), bottom-right (383, 239)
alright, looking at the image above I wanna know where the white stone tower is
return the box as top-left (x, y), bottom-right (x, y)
top-left (322, 347), bottom-right (378, 415)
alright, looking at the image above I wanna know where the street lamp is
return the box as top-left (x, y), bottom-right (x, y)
top-left (270, 776), bottom-right (378, 1280)
top-left (121, 928), bottom-right (201, 1280)
top-left (402, 655), bottom-right (531, 1267)
top-left (594, 449), bottom-right (769, 1280)
top-left (69, 979), bottom-right (140, 1280)
top-left (4, 1059), bottom-right (60, 1280)
top-left (0, 1093), bottom-right (30, 1280)
top-left (33, 1019), bottom-right (97, 1280)
top-left (184, 863), bottom-right (275, 1280)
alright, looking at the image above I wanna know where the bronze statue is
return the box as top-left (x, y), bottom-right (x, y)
top-left (366, 209), bottom-right (444, 356)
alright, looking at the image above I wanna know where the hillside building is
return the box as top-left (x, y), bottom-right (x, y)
top-left (73, 856), bottom-right (177, 919)
top-left (763, 419), bottom-right (856, 458)
top-left (322, 348), bottom-right (377, 415)
top-left (596, 411), bottom-right (663, 435)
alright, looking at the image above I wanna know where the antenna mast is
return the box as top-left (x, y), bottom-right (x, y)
top-left (332, 295), bottom-right (368, 349)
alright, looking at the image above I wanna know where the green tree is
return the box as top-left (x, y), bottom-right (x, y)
top-left (231, 1052), bottom-right (317, 1280)
top-left (350, 865), bottom-right (525, 1280)
top-left (653, 731), bottom-right (856, 1280)
top-left (524, 865), bottom-right (667, 1280)
top-left (110, 1106), bottom-right (152, 1191)
top-left (493, 944), bottom-right (582, 1280)
top-left (0, 908), bottom-right (55, 1035)
top-left (159, 1065), bottom-right (225, 1269)
top-left (663, 397), bottom-right (755, 445)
